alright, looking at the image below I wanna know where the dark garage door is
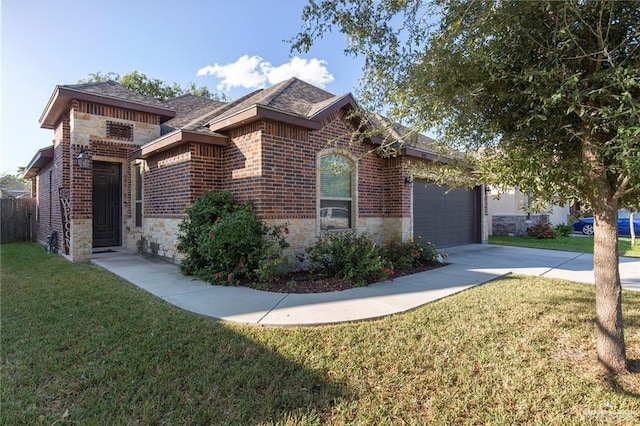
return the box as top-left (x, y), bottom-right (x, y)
top-left (413, 181), bottom-right (479, 247)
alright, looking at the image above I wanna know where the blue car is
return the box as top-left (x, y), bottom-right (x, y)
top-left (573, 209), bottom-right (640, 236)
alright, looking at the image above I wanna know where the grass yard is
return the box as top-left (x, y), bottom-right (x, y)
top-left (2, 243), bottom-right (640, 424)
top-left (489, 235), bottom-right (640, 257)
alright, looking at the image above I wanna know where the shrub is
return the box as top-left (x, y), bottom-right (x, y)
top-left (526, 221), bottom-right (555, 239)
top-left (177, 191), bottom-right (289, 285)
top-left (554, 223), bottom-right (573, 237)
top-left (381, 238), bottom-right (445, 270)
top-left (307, 232), bottom-right (393, 286)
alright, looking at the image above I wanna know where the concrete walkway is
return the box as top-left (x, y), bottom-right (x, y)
top-left (91, 244), bottom-right (640, 326)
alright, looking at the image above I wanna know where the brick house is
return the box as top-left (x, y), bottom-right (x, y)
top-left (24, 77), bottom-right (487, 263)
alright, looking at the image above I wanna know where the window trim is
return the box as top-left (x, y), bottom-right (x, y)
top-left (317, 149), bottom-right (357, 234)
top-left (133, 162), bottom-right (143, 227)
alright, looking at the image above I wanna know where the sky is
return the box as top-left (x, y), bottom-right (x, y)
top-left (0, 0), bottom-right (365, 175)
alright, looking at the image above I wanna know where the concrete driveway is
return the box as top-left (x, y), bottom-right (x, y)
top-left (445, 244), bottom-right (640, 291)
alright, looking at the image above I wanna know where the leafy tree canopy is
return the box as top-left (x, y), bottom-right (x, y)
top-left (79, 71), bottom-right (226, 101)
top-left (294, 0), bottom-right (640, 373)
top-left (294, 0), bottom-right (640, 207)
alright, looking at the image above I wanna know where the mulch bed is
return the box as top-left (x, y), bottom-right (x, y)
top-left (241, 263), bottom-right (447, 294)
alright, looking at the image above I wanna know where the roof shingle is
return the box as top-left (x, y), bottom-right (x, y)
top-left (60, 81), bottom-right (171, 110)
top-left (213, 77), bottom-right (335, 121)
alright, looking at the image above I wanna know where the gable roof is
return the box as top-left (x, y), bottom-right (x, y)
top-left (206, 77), bottom-right (359, 132)
top-left (215, 78), bottom-right (334, 119)
top-left (40, 81), bottom-right (176, 129)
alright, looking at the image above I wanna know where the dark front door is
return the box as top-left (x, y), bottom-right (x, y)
top-left (93, 162), bottom-right (121, 247)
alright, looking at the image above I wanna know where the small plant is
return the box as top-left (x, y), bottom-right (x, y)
top-left (526, 221), bottom-right (555, 239)
top-left (307, 232), bottom-right (393, 286)
top-left (554, 223), bottom-right (573, 237)
top-left (381, 237), bottom-right (445, 270)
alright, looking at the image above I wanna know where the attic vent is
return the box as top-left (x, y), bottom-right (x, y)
top-left (106, 121), bottom-right (134, 141)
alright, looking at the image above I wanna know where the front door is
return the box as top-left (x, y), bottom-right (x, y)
top-left (93, 162), bottom-right (121, 247)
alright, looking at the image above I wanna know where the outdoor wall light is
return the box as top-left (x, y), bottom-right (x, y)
top-left (405, 175), bottom-right (414, 185)
top-left (77, 149), bottom-right (91, 170)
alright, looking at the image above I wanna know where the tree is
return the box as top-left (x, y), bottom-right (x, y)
top-left (79, 71), bottom-right (226, 101)
top-left (294, 0), bottom-right (640, 372)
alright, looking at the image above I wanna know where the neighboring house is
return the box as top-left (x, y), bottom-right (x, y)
top-left (0, 189), bottom-right (31, 199)
top-left (487, 187), bottom-right (571, 236)
top-left (24, 78), bottom-right (487, 263)
top-left (0, 175), bottom-right (31, 198)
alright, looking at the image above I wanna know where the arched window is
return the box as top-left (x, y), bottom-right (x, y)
top-left (319, 153), bottom-right (353, 231)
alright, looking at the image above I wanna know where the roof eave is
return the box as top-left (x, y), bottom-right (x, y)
top-left (39, 86), bottom-right (177, 129)
top-left (209, 105), bottom-right (322, 132)
top-left (132, 129), bottom-right (228, 159)
top-left (24, 145), bottom-right (55, 178)
top-left (401, 147), bottom-right (452, 163)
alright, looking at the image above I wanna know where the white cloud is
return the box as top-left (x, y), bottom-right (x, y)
top-left (197, 55), bottom-right (334, 91)
top-left (264, 57), bottom-right (334, 88)
top-left (196, 55), bottom-right (267, 91)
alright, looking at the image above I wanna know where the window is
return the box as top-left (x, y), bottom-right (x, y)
top-left (134, 164), bottom-right (143, 227)
top-left (319, 154), bottom-right (353, 231)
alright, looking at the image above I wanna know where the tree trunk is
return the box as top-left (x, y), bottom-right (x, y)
top-left (592, 199), bottom-right (627, 372)
top-left (630, 211), bottom-right (636, 246)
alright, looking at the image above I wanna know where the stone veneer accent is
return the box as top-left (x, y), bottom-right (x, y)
top-left (131, 217), bottom-right (184, 263)
top-left (379, 217), bottom-right (412, 242)
top-left (492, 214), bottom-right (550, 236)
top-left (264, 218), bottom-right (317, 262)
top-left (68, 219), bottom-right (92, 262)
top-left (69, 109), bottom-right (160, 147)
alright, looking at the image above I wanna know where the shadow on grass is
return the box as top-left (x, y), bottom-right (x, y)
top-left (524, 275), bottom-right (640, 398)
top-left (602, 360), bottom-right (640, 400)
top-left (1, 243), bottom-right (350, 424)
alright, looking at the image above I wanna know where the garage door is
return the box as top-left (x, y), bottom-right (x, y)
top-left (413, 181), bottom-right (479, 247)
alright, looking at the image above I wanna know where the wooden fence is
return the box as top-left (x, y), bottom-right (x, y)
top-left (1, 198), bottom-right (36, 243)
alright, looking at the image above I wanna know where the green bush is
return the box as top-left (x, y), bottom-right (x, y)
top-left (526, 221), bottom-right (555, 239)
top-left (554, 223), bottom-right (573, 237)
top-left (307, 232), bottom-right (393, 286)
top-left (381, 237), bottom-right (445, 269)
top-left (177, 191), bottom-right (289, 285)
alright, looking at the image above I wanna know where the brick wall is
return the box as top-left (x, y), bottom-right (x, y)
top-left (259, 122), bottom-right (316, 219)
top-left (222, 123), bottom-right (263, 203)
top-left (189, 143), bottom-right (223, 202)
top-left (69, 143), bottom-right (92, 220)
top-left (133, 141), bottom-right (223, 260)
top-left (35, 118), bottom-right (70, 251)
top-left (145, 145), bottom-right (192, 217)
top-left (217, 112), bottom-right (411, 228)
top-left (34, 164), bottom-right (55, 245)
top-left (380, 157), bottom-right (410, 218)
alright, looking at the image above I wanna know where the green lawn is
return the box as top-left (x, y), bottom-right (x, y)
top-left (489, 235), bottom-right (640, 257)
top-left (2, 243), bottom-right (640, 424)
